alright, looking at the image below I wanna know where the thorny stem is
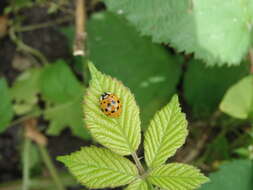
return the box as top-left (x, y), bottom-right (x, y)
top-left (22, 138), bottom-right (32, 190)
top-left (73, 0), bottom-right (86, 56)
top-left (38, 144), bottom-right (65, 190)
top-left (132, 152), bottom-right (145, 175)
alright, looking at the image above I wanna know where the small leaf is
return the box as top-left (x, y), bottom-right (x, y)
top-left (11, 68), bottom-right (42, 115)
top-left (148, 163), bottom-right (209, 190)
top-left (57, 146), bottom-right (138, 189)
top-left (200, 160), bottom-right (253, 190)
top-left (220, 75), bottom-right (253, 120)
top-left (40, 60), bottom-right (90, 139)
top-left (144, 95), bottom-right (188, 168)
top-left (124, 179), bottom-right (149, 190)
top-left (0, 78), bottom-right (13, 133)
top-left (84, 62), bottom-right (141, 155)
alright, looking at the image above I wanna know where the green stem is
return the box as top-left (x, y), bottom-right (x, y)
top-left (15, 16), bottom-right (72, 32)
top-left (9, 27), bottom-right (49, 65)
top-left (22, 138), bottom-right (32, 190)
top-left (132, 152), bottom-right (145, 175)
top-left (38, 145), bottom-right (65, 190)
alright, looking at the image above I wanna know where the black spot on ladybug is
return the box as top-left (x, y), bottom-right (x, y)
top-left (117, 106), bottom-right (119, 109)
top-left (105, 108), bottom-right (108, 112)
top-left (111, 110), bottom-right (115, 113)
top-left (107, 103), bottom-right (111, 107)
top-left (117, 100), bottom-right (120, 103)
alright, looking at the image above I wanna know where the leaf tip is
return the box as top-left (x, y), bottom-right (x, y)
top-left (56, 155), bottom-right (69, 165)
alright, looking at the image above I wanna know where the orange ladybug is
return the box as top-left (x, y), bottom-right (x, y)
top-left (99, 92), bottom-right (122, 118)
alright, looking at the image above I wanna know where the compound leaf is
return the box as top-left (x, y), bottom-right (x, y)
top-left (0, 78), bottom-right (13, 133)
top-left (84, 62), bottom-right (141, 155)
top-left (57, 146), bottom-right (138, 189)
top-left (148, 163), bottom-right (209, 190)
top-left (40, 60), bottom-right (89, 139)
top-left (220, 75), bottom-right (253, 120)
top-left (104, 0), bottom-right (253, 65)
top-left (144, 95), bottom-right (188, 168)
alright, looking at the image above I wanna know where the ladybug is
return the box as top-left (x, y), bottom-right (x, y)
top-left (99, 92), bottom-right (122, 118)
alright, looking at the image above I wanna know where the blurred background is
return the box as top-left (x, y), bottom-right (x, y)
top-left (0, 0), bottom-right (253, 190)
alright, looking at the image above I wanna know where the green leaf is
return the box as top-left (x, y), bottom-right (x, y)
top-left (200, 160), bottom-right (253, 190)
top-left (125, 179), bottom-right (149, 190)
top-left (62, 12), bottom-right (182, 128)
top-left (57, 146), bottom-right (138, 189)
top-left (183, 60), bottom-right (249, 117)
top-left (144, 95), bottom-right (188, 168)
top-left (220, 75), bottom-right (253, 120)
top-left (0, 78), bottom-right (13, 133)
top-left (84, 62), bottom-right (141, 155)
top-left (40, 60), bottom-right (90, 139)
top-left (148, 163), bottom-right (209, 190)
top-left (104, 0), bottom-right (253, 65)
top-left (11, 68), bottom-right (42, 115)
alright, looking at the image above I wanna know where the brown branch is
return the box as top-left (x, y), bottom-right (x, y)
top-left (73, 0), bottom-right (86, 56)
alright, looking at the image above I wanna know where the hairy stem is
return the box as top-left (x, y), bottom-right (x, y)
top-left (38, 145), bottom-right (65, 190)
top-left (22, 138), bottom-right (31, 190)
top-left (132, 152), bottom-right (145, 175)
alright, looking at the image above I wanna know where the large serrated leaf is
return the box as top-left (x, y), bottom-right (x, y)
top-left (220, 75), bottom-right (253, 120)
top-left (57, 146), bottom-right (138, 189)
top-left (124, 179), bottom-right (149, 190)
top-left (0, 78), bottom-right (13, 133)
top-left (40, 60), bottom-right (90, 140)
top-left (148, 163), bottom-right (209, 190)
top-left (84, 62), bottom-right (141, 155)
top-left (200, 160), bottom-right (253, 190)
top-left (144, 95), bottom-right (188, 168)
top-left (11, 68), bottom-right (42, 115)
top-left (104, 0), bottom-right (253, 65)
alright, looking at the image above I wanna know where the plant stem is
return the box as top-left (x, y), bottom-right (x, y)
top-left (248, 48), bottom-right (253, 74)
top-left (9, 27), bottom-right (49, 65)
top-left (22, 138), bottom-right (31, 190)
top-left (8, 110), bottom-right (42, 128)
top-left (132, 152), bottom-right (145, 175)
top-left (15, 16), bottom-right (73, 32)
top-left (73, 0), bottom-right (86, 56)
top-left (38, 144), bottom-right (65, 190)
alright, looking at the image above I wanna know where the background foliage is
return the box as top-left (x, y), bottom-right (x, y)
top-left (0, 0), bottom-right (253, 190)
